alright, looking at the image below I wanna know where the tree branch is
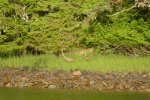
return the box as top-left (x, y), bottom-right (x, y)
top-left (107, 3), bottom-right (137, 17)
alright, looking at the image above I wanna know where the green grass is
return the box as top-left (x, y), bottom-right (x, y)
top-left (0, 53), bottom-right (150, 72)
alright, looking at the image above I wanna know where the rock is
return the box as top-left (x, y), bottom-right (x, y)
top-left (48, 85), bottom-right (57, 89)
top-left (90, 80), bottom-right (95, 85)
top-left (0, 67), bottom-right (150, 92)
top-left (41, 82), bottom-right (49, 88)
top-left (142, 74), bottom-right (147, 78)
top-left (20, 66), bottom-right (28, 71)
top-left (72, 70), bottom-right (81, 76)
top-left (19, 82), bottom-right (28, 87)
top-left (5, 82), bottom-right (11, 87)
top-left (146, 89), bottom-right (150, 92)
top-left (102, 81), bottom-right (107, 86)
top-left (0, 77), bottom-right (3, 80)
top-left (21, 77), bottom-right (29, 82)
top-left (28, 83), bottom-right (33, 87)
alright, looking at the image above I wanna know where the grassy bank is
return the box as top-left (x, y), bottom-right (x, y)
top-left (0, 53), bottom-right (150, 72)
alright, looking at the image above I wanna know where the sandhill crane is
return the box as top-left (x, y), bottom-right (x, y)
top-left (61, 49), bottom-right (74, 62)
top-left (84, 52), bottom-right (90, 61)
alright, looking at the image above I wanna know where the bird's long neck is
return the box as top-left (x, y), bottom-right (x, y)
top-left (84, 51), bottom-right (87, 57)
top-left (61, 49), bottom-right (68, 60)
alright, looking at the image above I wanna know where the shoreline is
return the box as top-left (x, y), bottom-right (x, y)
top-left (0, 67), bottom-right (150, 92)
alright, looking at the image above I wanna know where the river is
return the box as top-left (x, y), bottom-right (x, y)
top-left (0, 88), bottom-right (150, 100)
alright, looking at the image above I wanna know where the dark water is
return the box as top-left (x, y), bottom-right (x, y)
top-left (0, 88), bottom-right (150, 100)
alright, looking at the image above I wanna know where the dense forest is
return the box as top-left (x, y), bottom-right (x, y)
top-left (0, 0), bottom-right (150, 57)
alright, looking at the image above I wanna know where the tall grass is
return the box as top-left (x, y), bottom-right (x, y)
top-left (0, 53), bottom-right (150, 72)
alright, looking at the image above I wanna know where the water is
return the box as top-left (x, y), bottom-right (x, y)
top-left (0, 88), bottom-right (150, 100)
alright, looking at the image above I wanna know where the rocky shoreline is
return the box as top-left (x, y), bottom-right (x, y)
top-left (0, 67), bottom-right (150, 92)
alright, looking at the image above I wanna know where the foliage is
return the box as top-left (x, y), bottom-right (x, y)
top-left (0, 0), bottom-right (149, 57)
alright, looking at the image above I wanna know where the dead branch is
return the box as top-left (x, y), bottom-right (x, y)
top-left (107, 3), bottom-right (137, 17)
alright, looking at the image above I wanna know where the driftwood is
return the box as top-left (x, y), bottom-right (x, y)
top-left (108, 0), bottom-right (150, 17)
top-left (107, 3), bottom-right (137, 17)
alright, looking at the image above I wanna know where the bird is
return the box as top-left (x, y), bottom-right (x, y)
top-left (84, 52), bottom-right (90, 61)
top-left (61, 49), bottom-right (74, 62)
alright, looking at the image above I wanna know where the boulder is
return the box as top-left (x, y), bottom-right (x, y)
top-left (72, 70), bottom-right (81, 76)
